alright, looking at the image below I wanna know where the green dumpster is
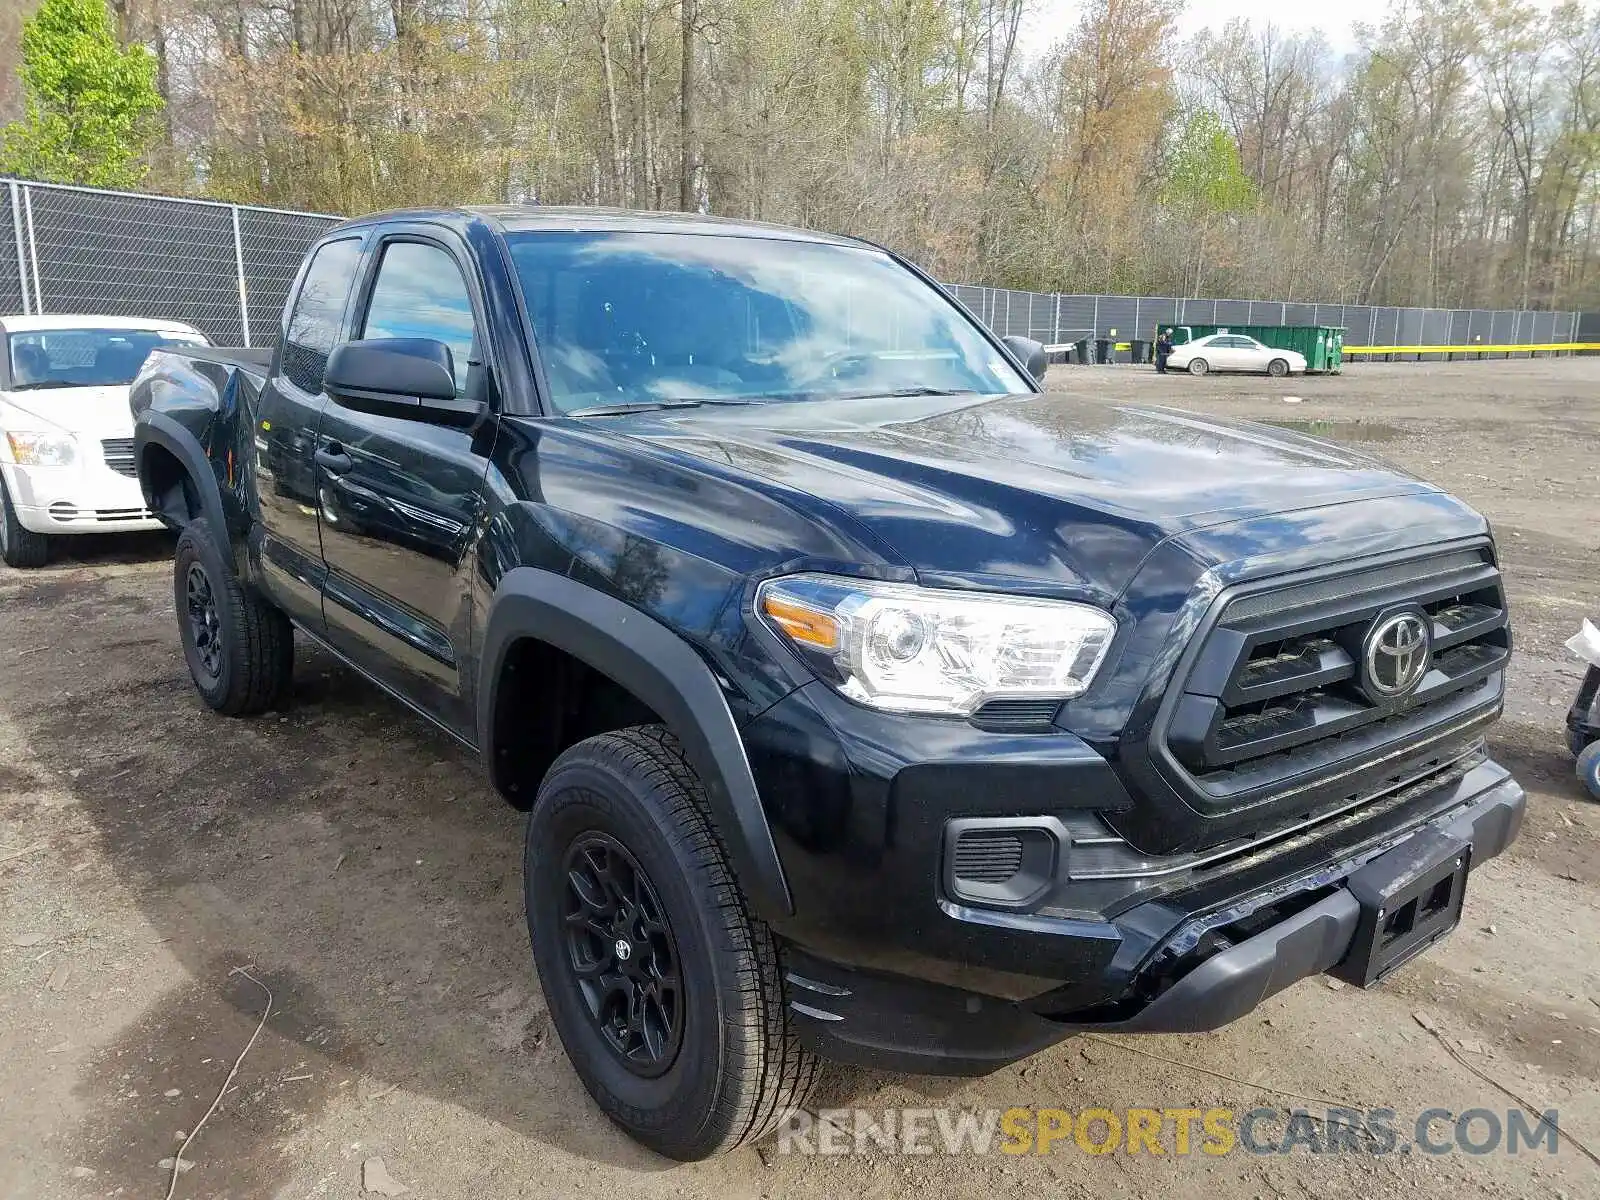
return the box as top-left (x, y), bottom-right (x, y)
top-left (1170, 323), bottom-right (1345, 374)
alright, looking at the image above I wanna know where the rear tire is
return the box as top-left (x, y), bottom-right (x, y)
top-left (1188, 358), bottom-right (1210, 376)
top-left (525, 725), bottom-right (817, 1160)
top-left (1268, 358), bottom-right (1290, 378)
top-left (173, 518), bottom-right (293, 715)
top-left (0, 476), bottom-right (49, 568)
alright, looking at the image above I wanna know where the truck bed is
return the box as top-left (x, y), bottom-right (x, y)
top-left (166, 345), bottom-right (274, 371)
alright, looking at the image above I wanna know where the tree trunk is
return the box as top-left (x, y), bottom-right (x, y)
top-left (152, 13), bottom-right (173, 146)
top-left (679, 0), bottom-right (695, 210)
top-left (598, 12), bottom-right (627, 203)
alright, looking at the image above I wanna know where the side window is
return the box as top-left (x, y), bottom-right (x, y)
top-left (360, 241), bottom-right (477, 395)
top-left (282, 237), bottom-right (362, 393)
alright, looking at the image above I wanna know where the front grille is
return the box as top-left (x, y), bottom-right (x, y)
top-left (45, 502), bottom-right (153, 523)
top-left (101, 438), bottom-right (137, 478)
top-left (1160, 546), bottom-right (1508, 809)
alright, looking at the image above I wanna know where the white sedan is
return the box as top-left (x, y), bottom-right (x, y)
top-left (0, 315), bottom-right (209, 567)
top-left (1167, 334), bottom-right (1306, 378)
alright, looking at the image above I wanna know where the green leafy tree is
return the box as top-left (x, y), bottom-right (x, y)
top-left (1163, 108), bottom-right (1256, 215)
top-left (1163, 109), bottom-right (1256, 297)
top-left (0, 0), bottom-right (163, 187)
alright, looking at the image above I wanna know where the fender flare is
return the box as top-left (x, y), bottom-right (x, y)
top-left (478, 567), bottom-right (793, 919)
top-left (134, 411), bottom-right (237, 565)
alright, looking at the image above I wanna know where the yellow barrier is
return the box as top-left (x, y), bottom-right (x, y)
top-left (1344, 343), bottom-right (1600, 355)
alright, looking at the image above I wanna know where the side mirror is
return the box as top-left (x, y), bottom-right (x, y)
top-left (323, 338), bottom-right (483, 426)
top-left (1002, 334), bottom-right (1048, 385)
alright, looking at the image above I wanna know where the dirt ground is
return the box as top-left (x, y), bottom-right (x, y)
top-left (2, 359), bottom-right (1598, 1199)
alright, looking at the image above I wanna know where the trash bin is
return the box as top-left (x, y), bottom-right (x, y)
top-left (1072, 338), bottom-right (1090, 364)
top-left (1094, 338), bottom-right (1111, 364)
top-left (1131, 339), bottom-right (1150, 364)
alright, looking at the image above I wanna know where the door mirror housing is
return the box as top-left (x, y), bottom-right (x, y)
top-left (323, 338), bottom-right (484, 426)
top-left (1002, 334), bottom-right (1048, 385)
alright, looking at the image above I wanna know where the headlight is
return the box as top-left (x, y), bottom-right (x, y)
top-left (5, 431), bottom-right (75, 466)
top-left (757, 573), bottom-right (1117, 716)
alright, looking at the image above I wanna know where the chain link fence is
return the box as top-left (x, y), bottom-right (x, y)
top-left (944, 286), bottom-right (1585, 359)
top-left (0, 179), bottom-right (1586, 361)
top-left (3, 178), bottom-right (339, 347)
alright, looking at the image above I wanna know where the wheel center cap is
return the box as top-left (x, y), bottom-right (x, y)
top-left (614, 939), bottom-right (632, 962)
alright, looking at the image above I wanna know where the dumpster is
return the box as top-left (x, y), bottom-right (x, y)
top-left (1171, 323), bottom-right (1345, 374)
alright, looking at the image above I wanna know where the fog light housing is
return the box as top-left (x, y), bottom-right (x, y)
top-left (942, 817), bottom-right (1065, 909)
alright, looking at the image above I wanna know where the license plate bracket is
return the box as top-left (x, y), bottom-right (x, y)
top-left (1333, 830), bottom-right (1471, 988)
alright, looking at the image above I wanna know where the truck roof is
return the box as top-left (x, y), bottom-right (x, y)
top-left (333, 205), bottom-right (867, 247)
top-left (0, 314), bottom-right (203, 335)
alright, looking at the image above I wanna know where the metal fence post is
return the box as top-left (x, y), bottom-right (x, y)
top-left (231, 205), bottom-right (251, 347)
top-left (1052, 292), bottom-right (1061, 344)
top-left (22, 184), bottom-right (41, 314)
top-left (1092, 295), bottom-right (1100, 339)
top-left (9, 180), bottom-right (27, 315)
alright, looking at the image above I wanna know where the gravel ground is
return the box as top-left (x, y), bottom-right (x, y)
top-left (2, 359), bottom-right (1597, 1199)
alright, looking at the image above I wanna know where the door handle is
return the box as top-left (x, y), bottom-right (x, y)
top-left (316, 447), bottom-right (353, 475)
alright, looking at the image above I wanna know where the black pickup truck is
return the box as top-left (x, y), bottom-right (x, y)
top-left (131, 207), bottom-right (1524, 1160)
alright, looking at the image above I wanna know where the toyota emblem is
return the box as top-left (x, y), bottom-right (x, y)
top-left (1362, 610), bottom-right (1432, 700)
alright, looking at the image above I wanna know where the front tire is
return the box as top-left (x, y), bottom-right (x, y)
top-left (0, 476), bottom-right (49, 568)
top-left (1188, 358), bottom-right (1210, 376)
top-left (525, 726), bottom-right (817, 1160)
top-left (1267, 358), bottom-right (1290, 378)
top-left (173, 518), bottom-right (293, 715)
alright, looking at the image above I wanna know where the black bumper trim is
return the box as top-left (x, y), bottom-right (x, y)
top-left (783, 774), bottom-right (1525, 1071)
top-left (1051, 774), bottom-right (1522, 1034)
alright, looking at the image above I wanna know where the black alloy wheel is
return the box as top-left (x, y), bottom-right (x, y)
top-left (562, 830), bottom-right (684, 1077)
top-left (185, 562), bottom-right (224, 680)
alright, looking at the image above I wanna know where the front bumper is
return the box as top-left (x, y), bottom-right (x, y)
top-left (3, 460), bottom-right (161, 534)
top-left (782, 770), bottom-right (1524, 1075)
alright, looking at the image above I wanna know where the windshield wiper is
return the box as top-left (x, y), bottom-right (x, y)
top-left (569, 397), bottom-right (755, 417)
top-left (827, 387), bottom-right (981, 401)
top-left (11, 379), bottom-right (83, 391)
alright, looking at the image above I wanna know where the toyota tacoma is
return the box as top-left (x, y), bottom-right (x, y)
top-left (130, 207), bottom-right (1524, 1160)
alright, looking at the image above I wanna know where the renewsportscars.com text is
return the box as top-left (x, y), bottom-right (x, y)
top-left (776, 1106), bottom-right (1563, 1157)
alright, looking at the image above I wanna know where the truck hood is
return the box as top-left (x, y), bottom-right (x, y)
top-left (615, 391), bottom-right (1466, 599)
top-left (1, 386), bottom-right (134, 439)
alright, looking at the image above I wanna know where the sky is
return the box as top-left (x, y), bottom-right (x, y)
top-left (1019, 0), bottom-right (1415, 57)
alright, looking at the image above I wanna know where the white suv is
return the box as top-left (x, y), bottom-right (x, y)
top-left (0, 316), bottom-right (208, 567)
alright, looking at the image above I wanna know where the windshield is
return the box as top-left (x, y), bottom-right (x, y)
top-left (504, 231), bottom-right (1031, 413)
top-left (7, 328), bottom-right (207, 390)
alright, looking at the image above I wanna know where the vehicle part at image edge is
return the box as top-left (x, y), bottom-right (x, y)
top-left (0, 474), bottom-right (49, 567)
top-left (1579, 742), bottom-right (1600, 801)
top-left (524, 726), bottom-right (817, 1160)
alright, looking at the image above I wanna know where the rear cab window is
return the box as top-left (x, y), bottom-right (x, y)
top-left (281, 237), bottom-right (363, 393)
